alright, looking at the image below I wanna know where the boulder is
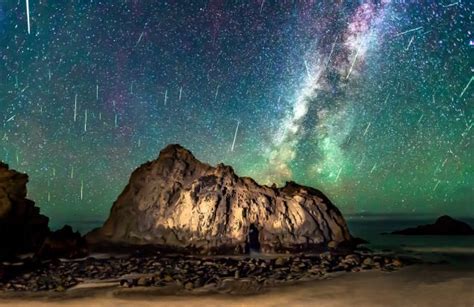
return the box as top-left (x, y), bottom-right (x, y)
top-left (87, 144), bottom-right (354, 254)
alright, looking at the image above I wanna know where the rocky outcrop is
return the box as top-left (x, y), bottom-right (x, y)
top-left (87, 144), bottom-right (353, 254)
top-left (0, 163), bottom-right (50, 259)
top-left (37, 225), bottom-right (88, 259)
top-left (392, 215), bottom-right (474, 235)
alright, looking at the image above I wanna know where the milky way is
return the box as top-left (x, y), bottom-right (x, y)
top-left (264, 1), bottom-right (391, 182)
top-left (0, 1), bottom-right (472, 227)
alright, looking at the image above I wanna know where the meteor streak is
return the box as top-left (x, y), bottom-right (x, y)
top-left (74, 94), bottom-right (78, 122)
top-left (394, 26), bottom-right (423, 37)
top-left (346, 47), bottom-right (360, 80)
top-left (135, 31), bottom-right (144, 47)
top-left (335, 167), bottom-right (343, 182)
top-left (231, 121), bottom-right (240, 152)
top-left (363, 122), bottom-right (371, 136)
top-left (26, 0), bottom-right (31, 34)
top-left (459, 76), bottom-right (473, 98)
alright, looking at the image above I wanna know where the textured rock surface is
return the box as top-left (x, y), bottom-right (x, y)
top-left (0, 162), bottom-right (49, 259)
top-left (87, 144), bottom-right (353, 253)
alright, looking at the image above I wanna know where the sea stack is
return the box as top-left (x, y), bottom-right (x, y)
top-left (392, 215), bottom-right (474, 236)
top-left (87, 144), bottom-right (353, 254)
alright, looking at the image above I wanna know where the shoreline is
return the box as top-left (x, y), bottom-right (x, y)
top-left (0, 251), bottom-right (407, 293)
top-left (0, 264), bottom-right (472, 306)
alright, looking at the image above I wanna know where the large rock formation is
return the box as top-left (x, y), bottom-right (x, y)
top-left (0, 163), bottom-right (50, 259)
top-left (392, 215), bottom-right (474, 235)
top-left (87, 144), bottom-right (353, 253)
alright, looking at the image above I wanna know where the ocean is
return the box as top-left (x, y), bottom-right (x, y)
top-left (346, 216), bottom-right (474, 268)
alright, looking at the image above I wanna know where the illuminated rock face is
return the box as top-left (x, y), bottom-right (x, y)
top-left (87, 145), bottom-right (352, 253)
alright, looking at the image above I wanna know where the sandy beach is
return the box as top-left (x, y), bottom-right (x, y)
top-left (1, 264), bottom-right (473, 307)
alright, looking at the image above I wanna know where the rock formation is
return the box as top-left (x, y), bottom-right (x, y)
top-left (87, 144), bottom-right (353, 253)
top-left (392, 215), bottom-right (474, 235)
top-left (0, 162), bottom-right (50, 259)
top-left (37, 225), bottom-right (88, 259)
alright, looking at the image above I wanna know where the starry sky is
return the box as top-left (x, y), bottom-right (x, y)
top-left (0, 0), bottom-right (473, 227)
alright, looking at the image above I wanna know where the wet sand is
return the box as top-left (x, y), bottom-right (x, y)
top-left (1, 264), bottom-right (473, 307)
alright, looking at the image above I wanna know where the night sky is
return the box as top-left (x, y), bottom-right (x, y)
top-left (0, 0), bottom-right (472, 227)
